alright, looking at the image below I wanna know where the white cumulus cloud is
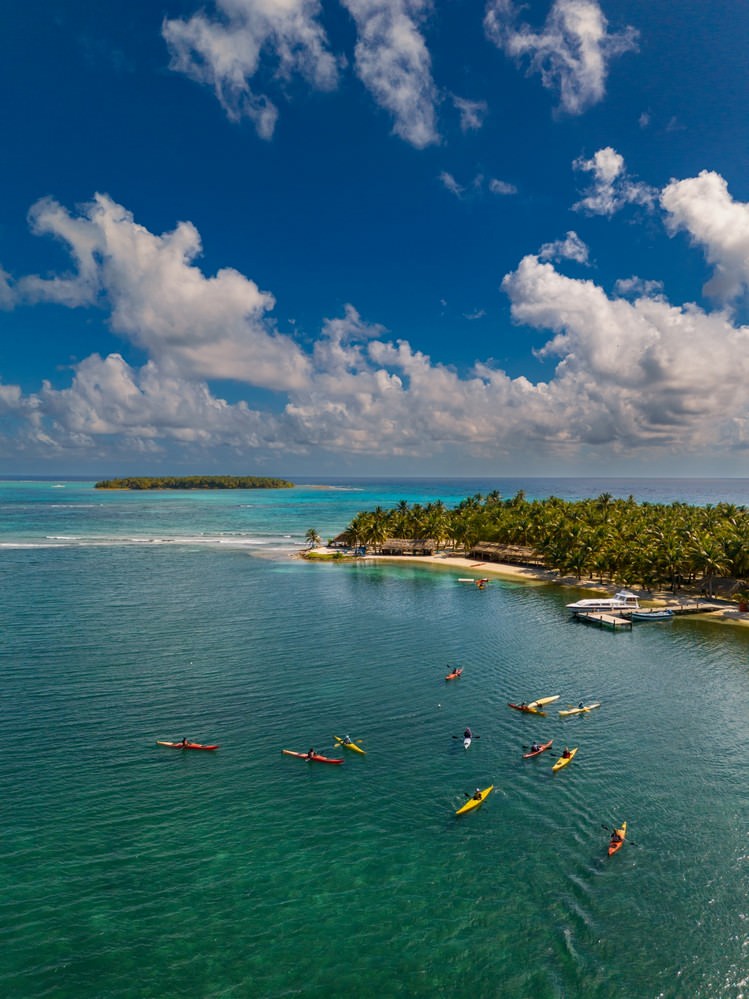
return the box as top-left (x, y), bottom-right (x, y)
top-left (9, 188), bottom-right (749, 469)
top-left (661, 170), bottom-right (749, 303)
top-left (573, 146), bottom-right (655, 216)
top-left (162, 0), bottom-right (339, 139)
top-left (485, 0), bottom-right (638, 115)
top-left (489, 178), bottom-right (517, 196)
top-left (17, 194), bottom-right (310, 392)
top-left (452, 95), bottom-right (488, 131)
top-left (341, 0), bottom-right (439, 148)
top-left (539, 230), bottom-right (590, 264)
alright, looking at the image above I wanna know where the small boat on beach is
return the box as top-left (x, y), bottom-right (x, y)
top-left (566, 590), bottom-right (640, 614)
top-left (629, 608), bottom-right (674, 621)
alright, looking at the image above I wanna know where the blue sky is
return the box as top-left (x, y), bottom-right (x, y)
top-left (2, 0), bottom-right (749, 476)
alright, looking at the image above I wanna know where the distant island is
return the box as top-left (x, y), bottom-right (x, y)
top-left (95, 475), bottom-right (294, 490)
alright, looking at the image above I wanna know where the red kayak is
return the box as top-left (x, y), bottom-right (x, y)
top-left (522, 739), bottom-right (553, 759)
top-left (445, 668), bottom-right (463, 681)
top-left (157, 740), bottom-right (219, 751)
top-left (282, 749), bottom-right (344, 765)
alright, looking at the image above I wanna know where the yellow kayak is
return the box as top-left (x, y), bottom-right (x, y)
top-left (455, 785), bottom-right (494, 816)
top-left (528, 695), bottom-right (560, 709)
top-left (559, 702), bottom-right (600, 717)
top-left (552, 747), bottom-right (578, 772)
top-left (334, 735), bottom-right (366, 755)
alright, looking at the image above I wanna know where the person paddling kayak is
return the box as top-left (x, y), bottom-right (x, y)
top-left (464, 727), bottom-right (473, 740)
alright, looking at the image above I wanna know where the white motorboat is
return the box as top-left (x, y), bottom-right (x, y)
top-left (566, 589), bottom-right (640, 613)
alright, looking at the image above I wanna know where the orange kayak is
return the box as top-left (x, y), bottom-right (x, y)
top-left (445, 668), bottom-right (463, 681)
top-left (608, 822), bottom-right (627, 855)
top-left (522, 739), bottom-right (553, 759)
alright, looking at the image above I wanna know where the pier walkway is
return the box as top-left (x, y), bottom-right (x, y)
top-left (572, 611), bottom-right (633, 630)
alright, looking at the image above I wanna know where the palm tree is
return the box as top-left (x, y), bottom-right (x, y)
top-left (305, 528), bottom-right (322, 549)
top-left (687, 531), bottom-right (730, 596)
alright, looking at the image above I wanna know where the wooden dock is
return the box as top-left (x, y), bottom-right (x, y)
top-left (572, 611), bottom-right (632, 630)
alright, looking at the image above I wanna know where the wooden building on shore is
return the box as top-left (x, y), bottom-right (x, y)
top-left (466, 541), bottom-right (546, 568)
top-left (380, 538), bottom-right (437, 556)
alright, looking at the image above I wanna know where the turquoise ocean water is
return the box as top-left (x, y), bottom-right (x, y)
top-left (2, 477), bottom-right (749, 998)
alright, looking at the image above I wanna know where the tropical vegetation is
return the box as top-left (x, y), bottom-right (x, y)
top-left (95, 475), bottom-right (294, 490)
top-left (340, 492), bottom-right (749, 595)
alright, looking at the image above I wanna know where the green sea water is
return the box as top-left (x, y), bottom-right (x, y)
top-left (2, 480), bottom-right (749, 998)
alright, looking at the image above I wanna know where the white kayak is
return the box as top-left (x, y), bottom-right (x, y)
top-left (527, 695), bottom-right (560, 710)
top-left (559, 702), bottom-right (601, 717)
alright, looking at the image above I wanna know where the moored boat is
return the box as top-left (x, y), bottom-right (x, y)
top-left (629, 609), bottom-right (674, 621)
top-left (566, 590), bottom-right (640, 614)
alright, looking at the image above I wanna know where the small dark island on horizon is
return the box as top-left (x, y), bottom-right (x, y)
top-left (95, 475), bottom-right (294, 490)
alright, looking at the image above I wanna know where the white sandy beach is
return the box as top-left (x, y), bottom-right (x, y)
top-left (303, 547), bottom-right (749, 628)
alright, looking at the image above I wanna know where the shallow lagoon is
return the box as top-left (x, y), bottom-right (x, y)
top-left (2, 480), bottom-right (749, 998)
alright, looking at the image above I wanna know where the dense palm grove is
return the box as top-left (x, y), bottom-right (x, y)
top-left (342, 492), bottom-right (749, 595)
top-left (95, 476), bottom-right (293, 490)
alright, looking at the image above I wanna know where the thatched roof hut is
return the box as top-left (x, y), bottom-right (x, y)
top-left (380, 538), bottom-right (437, 556)
top-left (467, 542), bottom-right (545, 567)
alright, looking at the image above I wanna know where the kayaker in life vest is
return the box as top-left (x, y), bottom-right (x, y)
top-left (472, 788), bottom-right (483, 800)
top-left (307, 747), bottom-right (315, 759)
top-left (530, 741), bottom-right (540, 754)
top-left (562, 747), bottom-right (572, 759)
top-left (610, 830), bottom-right (623, 846)
top-left (343, 735), bottom-right (352, 745)
top-left (464, 727), bottom-right (473, 740)
top-left (180, 737), bottom-right (188, 747)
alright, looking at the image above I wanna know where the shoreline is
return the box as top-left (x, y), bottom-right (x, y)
top-left (302, 548), bottom-right (749, 629)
